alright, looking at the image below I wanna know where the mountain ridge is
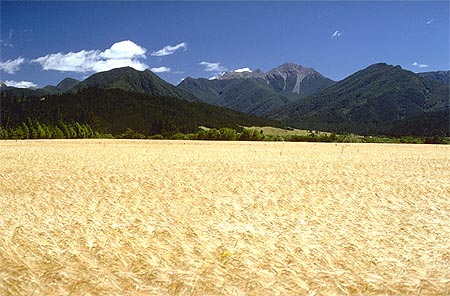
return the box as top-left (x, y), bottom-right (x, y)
top-left (418, 70), bottom-right (450, 85)
top-left (71, 67), bottom-right (198, 102)
top-left (2, 67), bottom-right (198, 102)
top-left (2, 63), bottom-right (449, 137)
top-left (178, 62), bottom-right (335, 115)
top-left (268, 63), bottom-right (450, 136)
top-left (57, 78), bottom-right (80, 92)
top-left (1, 77), bottom-right (80, 96)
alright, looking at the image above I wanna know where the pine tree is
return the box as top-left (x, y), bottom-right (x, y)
top-left (58, 121), bottom-right (70, 138)
top-left (68, 125), bottom-right (77, 139)
top-left (21, 123), bottom-right (30, 139)
top-left (53, 126), bottom-right (64, 139)
top-left (28, 118), bottom-right (38, 139)
top-left (83, 124), bottom-right (94, 138)
top-left (34, 120), bottom-right (45, 139)
top-left (74, 122), bottom-right (84, 138)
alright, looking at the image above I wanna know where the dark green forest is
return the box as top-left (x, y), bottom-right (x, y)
top-left (0, 87), bottom-right (280, 138)
top-left (0, 119), bottom-right (110, 140)
top-left (267, 64), bottom-right (450, 136)
top-left (2, 120), bottom-right (447, 144)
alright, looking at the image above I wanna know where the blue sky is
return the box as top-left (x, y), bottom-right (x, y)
top-left (1, 1), bottom-right (449, 88)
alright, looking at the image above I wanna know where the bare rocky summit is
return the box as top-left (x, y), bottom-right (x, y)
top-left (218, 62), bottom-right (332, 95)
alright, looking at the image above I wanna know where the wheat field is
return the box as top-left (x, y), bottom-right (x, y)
top-left (1, 140), bottom-right (449, 295)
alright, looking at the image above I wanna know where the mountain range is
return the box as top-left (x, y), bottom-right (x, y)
top-left (418, 71), bottom-right (449, 85)
top-left (0, 67), bottom-right (279, 136)
top-left (268, 63), bottom-right (449, 135)
top-left (178, 63), bottom-right (335, 115)
top-left (1, 67), bottom-right (198, 102)
top-left (71, 67), bottom-right (197, 102)
top-left (1, 63), bottom-right (449, 136)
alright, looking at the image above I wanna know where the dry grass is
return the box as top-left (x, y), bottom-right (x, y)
top-left (1, 139), bottom-right (450, 295)
top-left (247, 126), bottom-right (331, 136)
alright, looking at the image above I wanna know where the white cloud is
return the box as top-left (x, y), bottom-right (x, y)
top-left (32, 40), bottom-right (148, 73)
top-left (5, 80), bottom-right (38, 89)
top-left (234, 67), bottom-right (252, 73)
top-left (331, 30), bottom-right (342, 38)
top-left (150, 66), bottom-right (171, 73)
top-left (92, 58), bottom-right (147, 72)
top-left (426, 19), bottom-right (434, 25)
top-left (99, 40), bottom-right (146, 59)
top-left (199, 61), bottom-right (227, 72)
top-left (412, 61), bottom-right (429, 68)
top-left (33, 50), bottom-right (100, 72)
top-left (0, 57), bottom-right (25, 74)
top-left (151, 42), bottom-right (187, 57)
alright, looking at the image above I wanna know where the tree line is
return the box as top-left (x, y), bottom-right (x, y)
top-left (0, 119), bottom-right (111, 140)
top-left (114, 127), bottom-right (449, 144)
top-left (1, 119), bottom-right (448, 144)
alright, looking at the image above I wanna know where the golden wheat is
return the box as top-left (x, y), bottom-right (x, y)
top-left (1, 140), bottom-right (449, 295)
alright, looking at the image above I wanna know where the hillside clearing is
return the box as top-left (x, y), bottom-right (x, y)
top-left (1, 140), bottom-right (449, 295)
top-left (247, 126), bottom-right (331, 137)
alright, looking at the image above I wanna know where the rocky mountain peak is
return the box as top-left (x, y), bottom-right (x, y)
top-left (267, 63), bottom-right (316, 77)
top-left (266, 63), bottom-right (321, 94)
top-left (180, 62), bottom-right (335, 104)
top-left (219, 68), bottom-right (265, 80)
